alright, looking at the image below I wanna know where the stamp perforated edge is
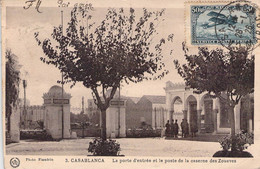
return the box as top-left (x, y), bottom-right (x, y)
top-left (184, 0), bottom-right (260, 49)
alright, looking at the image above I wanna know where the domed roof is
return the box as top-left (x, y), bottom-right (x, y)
top-left (48, 85), bottom-right (65, 95)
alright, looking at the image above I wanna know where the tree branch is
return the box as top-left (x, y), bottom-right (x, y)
top-left (105, 85), bottom-right (118, 108)
top-left (230, 92), bottom-right (235, 103)
top-left (102, 85), bottom-right (107, 102)
top-left (215, 92), bottom-right (226, 103)
top-left (91, 87), bottom-right (102, 110)
top-left (236, 95), bottom-right (242, 104)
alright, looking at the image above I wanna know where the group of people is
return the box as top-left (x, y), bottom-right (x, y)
top-left (164, 119), bottom-right (197, 138)
top-left (165, 119), bottom-right (179, 138)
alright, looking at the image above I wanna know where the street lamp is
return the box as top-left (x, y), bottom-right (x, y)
top-left (23, 80), bottom-right (27, 129)
top-left (60, 10), bottom-right (65, 139)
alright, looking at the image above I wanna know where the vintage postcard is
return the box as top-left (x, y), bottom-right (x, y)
top-left (1, 0), bottom-right (260, 168)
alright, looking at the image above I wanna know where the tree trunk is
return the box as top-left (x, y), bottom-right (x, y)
top-left (7, 115), bottom-right (11, 133)
top-left (228, 104), bottom-right (236, 151)
top-left (101, 109), bottom-right (107, 140)
top-left (82, 123), bottom-right (85, 138)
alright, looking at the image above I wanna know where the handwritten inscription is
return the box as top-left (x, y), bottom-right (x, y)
top-left (23, 0), bottom-right (93, 13)
top-left (23, 0), bottom-right (42, 13)
top-left (57, 0), bottom-right (70, 8)
top-left (74, 2), bottom-right (94, 11)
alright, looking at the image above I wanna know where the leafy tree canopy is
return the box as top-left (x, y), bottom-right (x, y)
top-left (174, 44), bottom-right (254, 147)
top-left (35, 6), bottom-right (173, 139)
top-left (6, 49), bottom-right (21, 120)
top-left (35, 6), bottom-right (173, 110)
top-left (174, 44), bottom-right (254, 107)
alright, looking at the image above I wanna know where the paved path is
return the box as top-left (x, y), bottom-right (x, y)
top-left (6, 137), bottom-right (224, 157)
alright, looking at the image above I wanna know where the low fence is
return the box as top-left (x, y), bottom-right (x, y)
top-left (20, 128), bottom-right (162, 139)
top-left (20, 129), bottom-right (53, 140)
top-left (71, 127), bottom-right (101, 138)
top-left (126, 128), bottom-right (162, 138)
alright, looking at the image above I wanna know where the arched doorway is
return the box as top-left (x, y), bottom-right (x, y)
top-left (186, 95), bottom-right (197, 133)
top-left (171, 96), bottom-right (183, 125)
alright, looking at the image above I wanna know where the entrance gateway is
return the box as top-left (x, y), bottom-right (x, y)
top-left (43, 85), bottom-right (71, 139)
top-left (165, 81), bottom-right (253, 134)
top-left (9, 85), bottom-right (72, 143)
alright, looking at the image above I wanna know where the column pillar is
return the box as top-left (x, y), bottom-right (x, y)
top-left (234, 102), bottom-right (241, 133)
top-left (248, 119), bottom-right (252, 133)
top-left (213, 109), bottom-right (218, 134)
top-left (248, 97), bottom-right (253, 133)
top-left (197, 110), bottom-right (202, 133)
top-left (169, 110), bottom-right (174, 124)
top-left (183, 110), bottom-right (187, 120)
top-left (10, 107), bottom-right (20, 143)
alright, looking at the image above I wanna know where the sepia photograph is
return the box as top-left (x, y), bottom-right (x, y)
top-left (2, 0), bottom-right (260, 168)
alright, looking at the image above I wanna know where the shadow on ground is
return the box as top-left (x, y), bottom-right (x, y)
top-left (165, 133), bottom-right (228, 142)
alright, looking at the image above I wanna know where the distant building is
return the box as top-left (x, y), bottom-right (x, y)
top-left (18, 98), bottom-right (30, 107)
top-left (87, 99), bottom-right (98, 118)
top-left (20, 105), bottom-right (45, 129)
top-left (126, 95), bottom-right (167, 129)
top-left (88, 93), bottom-right (168, 138)
top-left (71, 107), bottom-right (87, 114)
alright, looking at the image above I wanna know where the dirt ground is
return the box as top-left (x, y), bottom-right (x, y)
top-left (6, 137), bottom-right (225, 157)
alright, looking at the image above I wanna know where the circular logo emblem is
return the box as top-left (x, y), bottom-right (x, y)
top-left (10, 157), bottom-right (20, 168)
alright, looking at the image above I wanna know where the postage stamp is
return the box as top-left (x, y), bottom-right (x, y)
top-left (186, 1), bottom-right (260, 48)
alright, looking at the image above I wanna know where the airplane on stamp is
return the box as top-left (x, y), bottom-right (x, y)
top-left (201, 11), bottom-right (238, 29)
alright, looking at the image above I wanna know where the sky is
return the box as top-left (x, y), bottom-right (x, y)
top-left (5, 2), bottom-right (187, 108)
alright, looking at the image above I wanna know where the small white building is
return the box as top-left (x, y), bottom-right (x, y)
top-left (43, 85), bottom-right (72, 139)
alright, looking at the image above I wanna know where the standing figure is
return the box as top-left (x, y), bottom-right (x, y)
top-left (184, 119), bottom-right (189, 137)
top-left (174, 119), bottom-right (179, 138)
top-left (180, 119), bottom-right (185, 138)
top-left (170, 119), bottom-right (175, 137)
top-left (165, 120), bottom-right (170, 137)
top-left (190, 121), bottom-right (198, 137)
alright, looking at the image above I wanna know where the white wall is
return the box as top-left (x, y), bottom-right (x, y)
top-left (106, 105), bottom-right (126, 138)
top-left (45, 105), bottom-right (71, 139)
top-left (10, 107), bottom-right (20, 142)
